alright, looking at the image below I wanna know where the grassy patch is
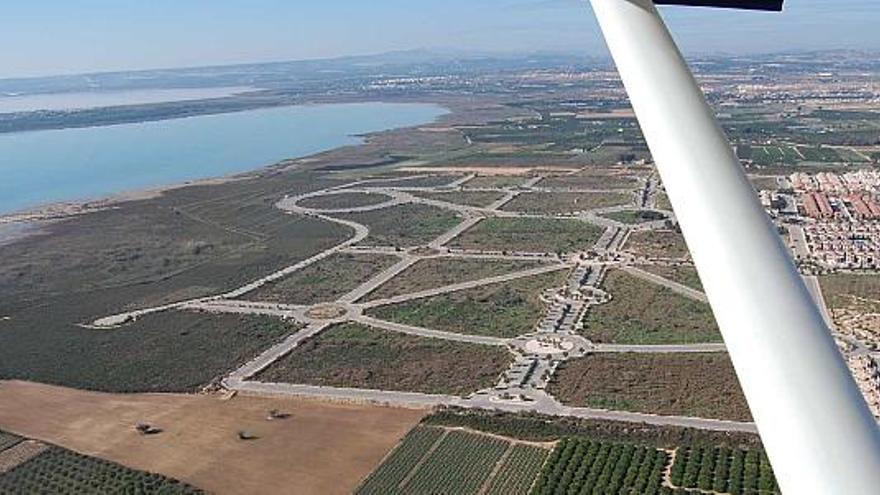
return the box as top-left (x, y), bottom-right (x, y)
top-left (818, 273), bottom-right (880, 310)
top-left (502, 192), bottom-right (632, 214)
top-left (365, 257), bottom-right (548, 301)
top-left (257, 323), bottom-right (510, 396)
top-left (410, 190), bottom-right (506, 208)
top-left (584, 270), bottom-right (720, 344)
top-left (335, 203), bottom-right (462, 247)
top-left (550, 353), bottom-right (750, 422)
top-left (361, 175), bottom-right (462, 188)
top-left (451, 217), bottom-right (603, 254)
top-left (624, 230), bottom-right (690, 259)
top-left (245, 253), bottom-right (399, 305)
top-left (298, 192), bottom-right (391, 209)
top-left (537, 173), bottom-right (642, 190)
top-left (366, 269), bottom-right (567, 338)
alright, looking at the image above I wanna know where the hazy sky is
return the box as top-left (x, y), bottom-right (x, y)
top-left (2, 0), bottom-right (878, 78)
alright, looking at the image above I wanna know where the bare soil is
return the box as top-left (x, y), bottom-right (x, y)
top-left (0, 380), bottom-right (425, 495)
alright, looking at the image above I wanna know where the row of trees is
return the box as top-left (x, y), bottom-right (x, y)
top-left (670, 446), bottom-right (778, 494)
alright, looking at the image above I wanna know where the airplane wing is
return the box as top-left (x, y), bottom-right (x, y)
top-left (587, 1), bottom-right (880, 493)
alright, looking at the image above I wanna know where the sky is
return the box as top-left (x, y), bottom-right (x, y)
top-left (1, 0), bottom-right (878, 78)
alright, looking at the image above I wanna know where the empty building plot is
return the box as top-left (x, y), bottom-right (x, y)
top-left (451, 217), bottom-right (603, 254)
top-left (502, 192), bottom-right (633, 215)
top-left (244, 253), bottom-right (399, 305)
top-left (257, 323), bottom-right (510, 396)
top-left (335, 203), bottom-right (462, 247)
top-left (624, 230), bottom-right (691, 259)
top-left (363, 257), bottom-right (549, 302)
top-left (366, 269), bottom-right (568, 338)
top-left (583, 270), bottom-right (720, 344)
top-left (549, 353), bottom-right (751, 422)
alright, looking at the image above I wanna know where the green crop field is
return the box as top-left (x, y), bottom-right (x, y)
top-left (532, 437), bottom-right (668, 495)
top-left (358, 426), bottom-right (546, 495)
top-left (257, 323), bottom-right (510, 395)
top-left (0, 447), bottom-right (202, 493)
top-left (584, 270), bottom-right (720, 344)
top-left (335, 203), bottom-right (462, 247)
top-left (245, 252), bottom-right (399, 305)
top-left (669, 446), bottom-right (778, 494)
top-left (451, 217), bottom-right (603, 254)
top-left (366, 269), bottom-right (568, 338)
top-left (0, 431), bottom-right (21, 452)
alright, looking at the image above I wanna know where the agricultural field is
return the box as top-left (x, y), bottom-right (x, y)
top-left (624, 230), bottom-right (691, 259)
top-left (357, 426), bottom-right (549, 495)
top-left (364, 257), bottom-right (548, 301)
top-left (797, 145), bottom-right (842, 162)
top-left (409, 190), bottom-right (506, 207)
top-left (738, 145), bottom-right (800, 166)
top-left (451, 217), bottom-right (603, 253)
top-left (463, 175), bottom-right (529, 188)
top-left (583, 270), bottom-right (720, 344)
top-left (366, 269), bottom-right (568, 338)
top-left (532, 437), bottom-right (668, 495)
top-left (298, 191), bottom-right (391, 209)
top-left (536, 173), bottom-right (642, 190)
top-left (636, 264), bottom-right (704, 292)
top-left (0, 310), bottom-right (298, 393)
top-left (244, 253), bottom-right (399, 305)
top-left (502, 191), bottom-right (633, 214)
top-left (601, 209), bottom-right (668, 225)
top-left (257, 323), bottom-right (510, 395)
top-left (335, 203), bottom-right (462, 247)
top-left (549, 353), bottom-right (751, 422)
top-left (670, 446), bottom-right (778, 494)
top-left (0, 447), bottom-right (201, 493)
top-left (0, 432), bottom-right (21, 452)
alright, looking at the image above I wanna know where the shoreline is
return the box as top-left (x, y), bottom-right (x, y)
top-left (0, 99), bottom-right (453, 236)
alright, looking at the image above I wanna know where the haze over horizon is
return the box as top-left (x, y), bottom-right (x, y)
top-left (2, 0), bottom-right (878, 79)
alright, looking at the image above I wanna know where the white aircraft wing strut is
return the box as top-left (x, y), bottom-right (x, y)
top-left (587, 1), bottom-right (880, 492)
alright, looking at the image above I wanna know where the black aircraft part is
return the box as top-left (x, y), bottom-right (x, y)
top-left (654, 0), bottom-right (783, 11)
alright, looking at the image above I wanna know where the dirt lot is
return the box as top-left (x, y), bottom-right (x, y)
top-left (0, 381), bottom-right (425, 495)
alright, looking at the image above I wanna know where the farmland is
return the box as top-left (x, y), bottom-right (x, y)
top-left (366, 269), bottom-right (568, 338)
top-left (583, 270), bottom-right (720, 344)
top-left (357, 426), bottom-right (549, 495)
top-left (364, 257), bottom-right (548, 301)
top-left (0, 432), bottom-right (20, 452)
top-left (548, 353), bottom-right (752, 422)
top-left (624, 230), bottom-right (690, 259)
top-left (257, 323), bottom-right (510, 395)
top-left (0, 446), bottom-right (201, 493)
top-left (532, 437), bottom-right (668, 495)
top-left (502, 191), bottom-right (632, 214)
top-left (335, 203), bottom-right (462, 247)
top-left (245, 253), bottom-right (399, 305)
top-left (670, 446), bottom-right (778, 494)
top-left (451, 217), bottom-right (603, 253)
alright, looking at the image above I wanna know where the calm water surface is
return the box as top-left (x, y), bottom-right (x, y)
top-left (0, 103), bottom-right (446, 214)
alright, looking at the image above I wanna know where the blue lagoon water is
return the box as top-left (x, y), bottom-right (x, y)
top-left (0, 102), bottom-right (446, 214)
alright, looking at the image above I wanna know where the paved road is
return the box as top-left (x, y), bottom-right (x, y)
top-left (621, 265), bottom-right (708, 303)
top-left (338, 255), bottom-right (416, 304)
top-left (803, 274), bottom-right (836, 330)
top-left (225, 322), bottom-right (330, 383)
